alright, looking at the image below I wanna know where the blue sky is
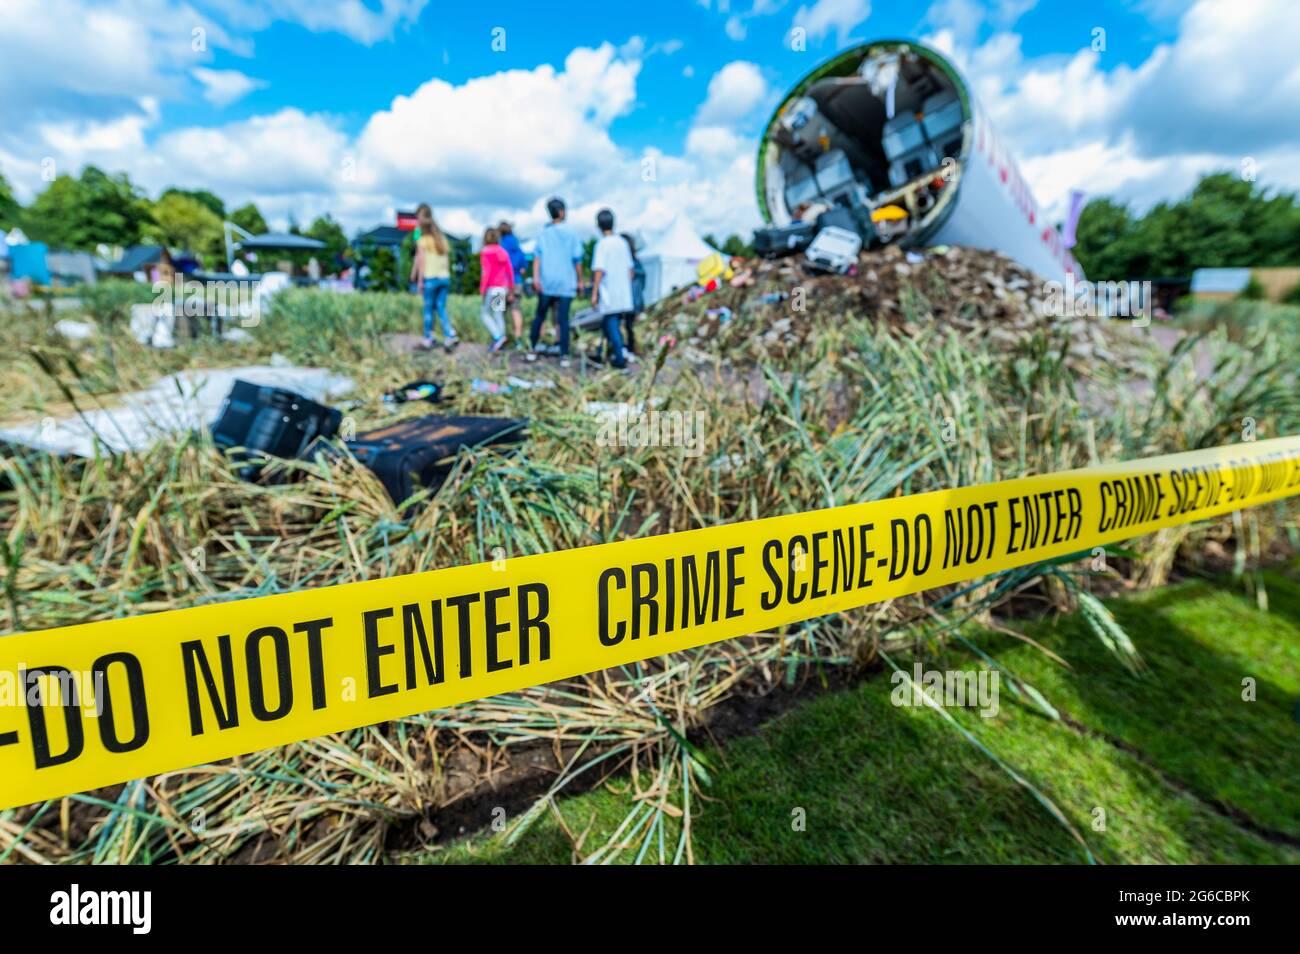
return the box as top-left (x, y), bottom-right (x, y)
top-left (1, 0), bottom-right (1295, 242)
top-left (183, 1), bottom-right (1176, 148)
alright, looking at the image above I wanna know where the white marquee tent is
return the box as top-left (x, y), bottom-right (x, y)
top-left (639, 215), bottom-right (718, 305)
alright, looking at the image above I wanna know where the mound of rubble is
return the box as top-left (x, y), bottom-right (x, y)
top-left (650, 244), bottom-right (1120, 369)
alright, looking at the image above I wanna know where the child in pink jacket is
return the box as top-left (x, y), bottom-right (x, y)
top-left (479, 228), bottom-right (514, 352)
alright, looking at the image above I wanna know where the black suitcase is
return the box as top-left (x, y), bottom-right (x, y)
top-left (211, 380), bottom-right (342, 478)
top-left (345, 415), bottom-right (527, 504)
top-left (753, 220), bottom-right (818, 259)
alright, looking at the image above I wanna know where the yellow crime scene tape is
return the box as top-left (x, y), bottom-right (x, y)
top-left (2, 436), bottom-right (1299, 810)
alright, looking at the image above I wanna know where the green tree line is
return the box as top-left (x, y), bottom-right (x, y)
top-left (13, 163), bottom-right (1294, 290)
top-left (0, 165), bottom-right (347, 274)
top-left (1072, 172), bottom-right (1300, 281)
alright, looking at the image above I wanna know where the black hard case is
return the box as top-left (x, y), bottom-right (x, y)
top-left (211, 379), bottom-right (342, 476)
top-left (345, 415), bottom-right (526, 504)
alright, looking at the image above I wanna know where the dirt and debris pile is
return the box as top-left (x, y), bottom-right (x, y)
top-left (649, 244), bottom-right (1117, 369)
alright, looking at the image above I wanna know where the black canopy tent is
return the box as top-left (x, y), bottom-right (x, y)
top-left (234, 233), bottom-right (327, 253)
top-left (224, 231), bottom-right (329, 285)
top-left (223, 220), bottom-right (327, 272)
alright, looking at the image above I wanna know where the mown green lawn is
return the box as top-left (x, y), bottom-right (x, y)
top-left (412, 567), bottom-right (1300, 864)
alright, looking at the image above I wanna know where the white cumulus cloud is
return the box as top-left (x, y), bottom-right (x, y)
top-left (694, 61), bottom-right (770, 126)
top-left (192, 68), bottom-right (268, 107)
top-left (353, 44), bottom-right (639, 211)
top-left (202, 0), bottom-right (429, 45)
top-left (793, 0), bottom-right (871, 45)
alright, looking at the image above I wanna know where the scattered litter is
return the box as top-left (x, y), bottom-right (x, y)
top-left (570, 306), bottom-right (603, 332)
top-left (129, 303), bottom-right (175, 348)
top-left (696, 252), bottom-right (733, 285)
top-left (54, 319), bottom-right (96, 341)
top-left (383, 380), bottom-right (445, 404)
top-left (467, 375), bottom-right (559, 396)
top-left (584, 398), bottom-right (663, 419)
top-left (679, 344), bottom-right (715, 365)
top-left (505, 375), bottom-right (556, 390)
top-left (710, 451), bottom-right (748, 473)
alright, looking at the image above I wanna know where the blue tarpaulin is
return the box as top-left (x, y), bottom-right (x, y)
top-left (10, 242), bottom-right (50, 285)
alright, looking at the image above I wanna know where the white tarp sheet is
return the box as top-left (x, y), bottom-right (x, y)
top-left (0, 364), bottom-right (354, 458)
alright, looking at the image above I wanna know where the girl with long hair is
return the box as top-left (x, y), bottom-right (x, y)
top-left (409, 203), bottom-right (457, 351)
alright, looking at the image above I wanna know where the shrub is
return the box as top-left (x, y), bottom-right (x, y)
top-left (82, 280), bottom-right (159, 329)
top-left (1238, 274), bottom-right (1266, 301)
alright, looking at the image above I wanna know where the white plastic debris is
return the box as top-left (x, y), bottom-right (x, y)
top-left (128, 303), bottom-right (175, 348)
top-left (54, 319), bottom-right (96, 341)
top-left (505, 375), bottom-right (556, 390)
top-left (583, 398), bottom-right (663, 418)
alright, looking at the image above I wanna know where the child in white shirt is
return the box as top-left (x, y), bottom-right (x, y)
top-left (590, 208), bottom-right (633, 369)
